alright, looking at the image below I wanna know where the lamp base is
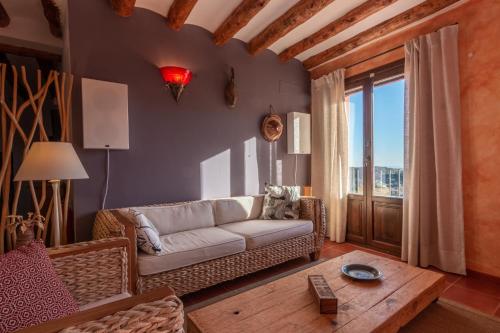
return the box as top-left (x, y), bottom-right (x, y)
top-left (49, 179), bottom-right (62, 247)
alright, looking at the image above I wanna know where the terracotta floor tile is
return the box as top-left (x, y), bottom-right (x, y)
top-left (441, 284), bottom-right (499, 315)
top-left (320, 247), bottom-right (346, 259)
top-left (455, 274), bottom-right (500, 299)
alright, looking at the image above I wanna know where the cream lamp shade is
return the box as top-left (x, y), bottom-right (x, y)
top-left (14, 142), bottom-right (88, 181)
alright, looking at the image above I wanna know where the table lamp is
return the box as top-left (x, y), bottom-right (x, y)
top-left (14, 142), bottom-right (88, 246)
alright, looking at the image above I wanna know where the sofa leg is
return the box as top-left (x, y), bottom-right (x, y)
top-left (309, 250), bottom-right (321, 261)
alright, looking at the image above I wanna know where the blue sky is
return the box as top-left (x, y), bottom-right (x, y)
top-left (348, 79), bottom-right (404, 168)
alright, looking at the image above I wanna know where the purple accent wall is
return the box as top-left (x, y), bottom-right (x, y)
top-left (68, 0), bottom-right (311, 241)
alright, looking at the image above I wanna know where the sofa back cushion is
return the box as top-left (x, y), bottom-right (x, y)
top-left (214, 195), bottom-right (264, 225)
top-left (132, 200), bottom-right (215, 235)
top-left (0, 241), bottom-right (79, 333)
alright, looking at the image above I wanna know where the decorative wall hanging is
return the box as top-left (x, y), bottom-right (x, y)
top-left (225, 67), bottom-right (237, 108)
top-left (0, 64), bottom-right (74, 254)
top-left (160, 66), bottom-right (192, 103)
top-left (261, 105), bottom-right (283, 142)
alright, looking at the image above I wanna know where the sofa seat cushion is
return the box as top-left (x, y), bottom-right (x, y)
top-left (218, 219), bottom-right (313, 250)
top-left (137, 227), bottom-right (246, 275)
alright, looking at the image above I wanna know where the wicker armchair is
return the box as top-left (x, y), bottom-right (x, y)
top-left (16, 237), bottom-right (184, 333)
top-left (93, 197), bottom-right (326, 297)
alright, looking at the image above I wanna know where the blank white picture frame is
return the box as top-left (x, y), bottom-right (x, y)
top-left (82, 78), bottom-right (129, 150)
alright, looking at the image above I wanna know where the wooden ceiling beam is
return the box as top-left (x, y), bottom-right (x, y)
top-left (109, 0), bottom-right (136, 17)
top-left (248, 0), bottom-right (335, 56)
top-left (310, 0), bottom-right (473, 79)
top-left (0, 2), bottom-right (10, 27)
top-left (279, 0), bottom-right (398, 62)
top-left (167, 0), bottom-right (198, 31)
top-left (213, 0), bottom-right (271, 46)
top-left (303, 0), bottom-right (460, 70)
top-left (41, 0), bottom-right (62, 38)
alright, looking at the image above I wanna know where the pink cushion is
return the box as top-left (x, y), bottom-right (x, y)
top-left (0, 241), bottom-right (78, 333)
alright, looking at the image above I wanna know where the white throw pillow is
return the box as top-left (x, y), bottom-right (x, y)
top-left (261, 184), bottom-right (300, 220)
top-left (129, 209), bottom-right (163, 255)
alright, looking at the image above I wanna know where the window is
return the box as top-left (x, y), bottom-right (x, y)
top-left (346, 90), bottom-right (364, 195)
top-left (373, 79), bottom-right (404, 197)
top-left (346, 62), bottom-right (405, 198)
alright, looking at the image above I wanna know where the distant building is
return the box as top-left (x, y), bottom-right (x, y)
top-left (349, 166), bottom-right (403, 197)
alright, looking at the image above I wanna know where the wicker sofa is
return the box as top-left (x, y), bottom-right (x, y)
top-left (93, 196), bottom-right (326, 297)
top-left (17, 237), bottom-right (184, 333)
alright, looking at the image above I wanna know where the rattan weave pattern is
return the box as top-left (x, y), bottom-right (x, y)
top-left (61, 295), bottom-right (184, 333)
top-left (138, 233), bottom-right (315, 295)
top-left (50, 240), bottom-right (129, 306)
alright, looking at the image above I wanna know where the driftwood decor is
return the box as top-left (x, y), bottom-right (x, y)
top-left (0, 63), bottom-right (73, 254)
top-left (224, 67), bottom-right (237, 108)
top-left (261, 105), bottom-right (283, 142)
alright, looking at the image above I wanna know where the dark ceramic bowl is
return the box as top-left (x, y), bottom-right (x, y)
top-left (341, 264), bottom-right (383, 281)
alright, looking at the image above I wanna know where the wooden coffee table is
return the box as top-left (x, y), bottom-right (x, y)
top-left (187, 250), bottom-right (445, 333)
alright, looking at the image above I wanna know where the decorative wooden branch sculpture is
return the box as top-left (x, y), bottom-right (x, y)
top-left (0, 64), bottom-right (74, 254)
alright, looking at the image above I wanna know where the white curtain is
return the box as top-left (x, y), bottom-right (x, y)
top-left (403, 25), bottom-right (466, 274)
top-left (311, 69), bottom-right (348, 242)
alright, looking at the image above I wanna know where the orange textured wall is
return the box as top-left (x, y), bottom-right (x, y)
top-left (312, 0), bottom-right (500, 277)
top-left (459, 0), bottom-right (500, 278)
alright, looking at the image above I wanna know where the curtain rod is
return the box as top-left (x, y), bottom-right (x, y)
top-left (346, 45), bottom-right (404, 70)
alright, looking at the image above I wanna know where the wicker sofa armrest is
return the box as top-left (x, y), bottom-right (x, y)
top-left (15, 287), bottom-right (184, 333)
top-left (48, 237), bottom-right (133, 306)
top-left (299, 197), bottom-right (326, 249)
top-left (93, 210), bottom-right (139, 293)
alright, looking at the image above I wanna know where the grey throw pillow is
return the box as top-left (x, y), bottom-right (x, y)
top-left (261, 184), bottom-right (300, 220)
top-left (129, 209), bottom-right (163, 255)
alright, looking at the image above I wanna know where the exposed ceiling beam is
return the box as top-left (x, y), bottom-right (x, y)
top-left (109, 0), bottom-right (136, 17)
top-left (310, 0), bottom-right (471, 79)
top-left (41, 0), bottom-right (62, 38)
top-left (0, 2), bottom-right (10, 27)
top-left (167, 0), bottom-right (198, 31)
top-left (279, 0), bottom-right (398, 62)
top-left (248, 0), bottom-right (335, 56)
top-left (303, 0), bottom-right (460, 70)
top-left (213, 0), bottom-right (271, 46)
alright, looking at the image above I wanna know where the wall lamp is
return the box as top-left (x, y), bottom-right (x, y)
top-left (160, 66), bottom-right (192, 103)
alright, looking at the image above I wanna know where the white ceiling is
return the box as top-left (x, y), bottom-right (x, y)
top-left (0, 0), bottom-right (65, 53)
top-left (135, 0), bottom-right (426, 63)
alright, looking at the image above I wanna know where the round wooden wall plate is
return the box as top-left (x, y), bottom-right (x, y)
top-left (261, 114), bottom-right (283, 142)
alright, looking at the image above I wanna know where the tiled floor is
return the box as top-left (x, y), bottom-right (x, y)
top-left (182, 240), bottom-right (500, 318)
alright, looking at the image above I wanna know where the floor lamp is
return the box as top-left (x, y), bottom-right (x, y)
top-left (14, 142), bottom-right (88, 247)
